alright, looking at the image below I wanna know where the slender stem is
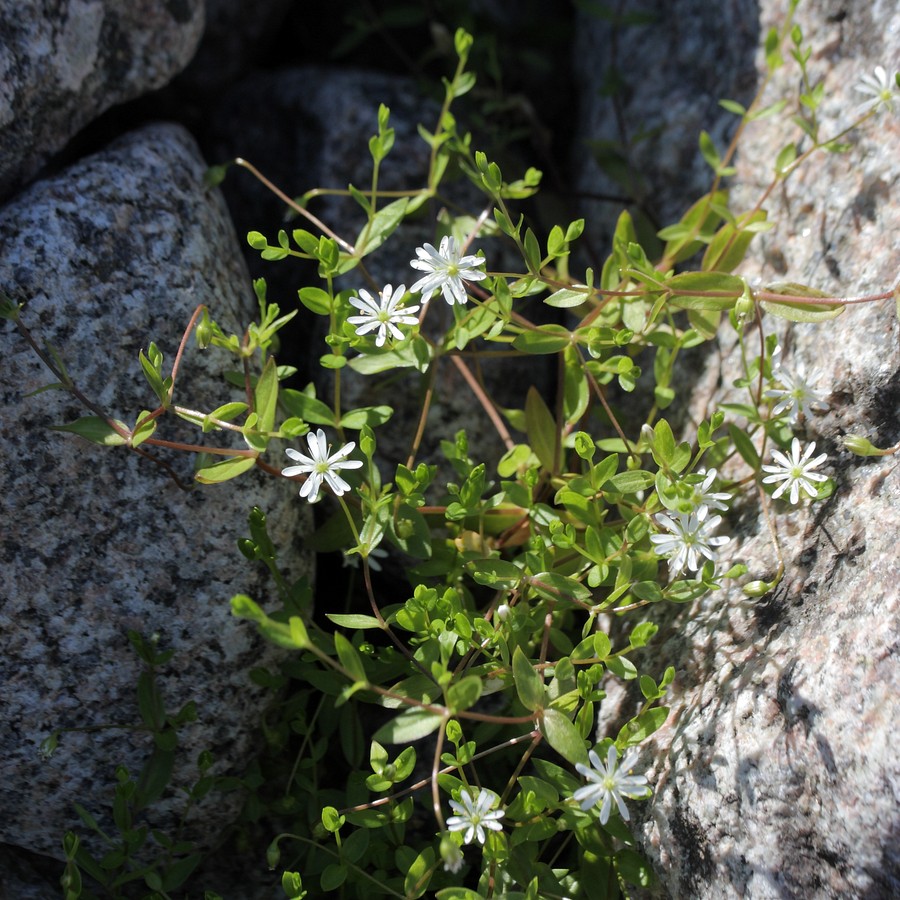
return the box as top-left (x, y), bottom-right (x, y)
top-left (449, 354), bottom-right (516, 451)
top-left (234, 158), bottom-right (354, 253)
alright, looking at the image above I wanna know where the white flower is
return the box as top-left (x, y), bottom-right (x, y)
top-left (765, 361), bottom-right (828, 423)
top-left (574, 746), bottom-right (649, 825)
top-left (650, 511), bottom-right (730, 575)
top-left (347, 284), bottom-right (419, 347)
top-left (761, 437), bottom-right (829, 504)
top-left (446, 788), bottom-right (504, 845)
top-left (342, 546), bottom-right (388, 571)
top-left (440, 838), bottom-right (465, 874)
top-left (854, 65), bottom-right (899, 117)
top-left (687, 469), bottom-right (732, 520)
top-left (410, 236), bottom-right (487, 305)
top-left (282, 429), bottom-right (363, 503)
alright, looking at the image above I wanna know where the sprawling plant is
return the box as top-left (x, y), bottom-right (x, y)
top-left (6, 4), bottom-right (898, 898)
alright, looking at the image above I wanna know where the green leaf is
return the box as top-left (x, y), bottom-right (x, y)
top-left (355, 198), bottom-right (409, 257)
top-left (468, 559), bottom-right (522, 589)
top-left (254, 356), bottom-right (279, 435)
top-left (544, 287), bottom-right (592, 308)
top-left (540, 708), bottom-right (588, 766)
top-left (446, 676), bottom-right (483, 713)
top-left (340, 406), bottom-right (393, 429)
top-left (403, 847), bottom-right (435, 899)
top-left (525, 386), bottom-right (558, 472)
top-left (666, 271), bottom-right (743, 310)
top-left (512, 325), bottom-right (571, 354)
top-left (50, 416), bottom-right (128, 446)
top-left (701, 209), bottom-right (768, 273)
top-left (334, 632), bottom-right (367, 684)
top-left (387, 503), bottom-right (432, 559)
top-left (727, 424), bottom-right (759, 468)
top-left (281, 388), bottom-right (335, 426)
top-left (617, 707), bottom-right (669, 745)
top-left (298, 287), bottom-right (332, 315)
top-left (325, 614), bottom-right (382, 629)
top-left (513, 647), bottom-right (545, 712)
top-left (603, 470), bottom-right (655, 493)
top-left (320, 864), bottom-right (347, 892)
top-left (373, 708), bottom-right (444, 744)
top-left (195, 455), bottom-right (257, 484)
top-left (760, 282), bottom-right (844, 321)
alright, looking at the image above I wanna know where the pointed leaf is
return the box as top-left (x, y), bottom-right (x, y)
top-left (513, 647), bottom-right (545, 712)
top-left (195, 455), bottom-right (257, 484)
top-left (540, 707), bottom-right (588, 765)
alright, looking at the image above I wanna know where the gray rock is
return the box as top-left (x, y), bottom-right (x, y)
top-left (577, 2), bottom-right (900, 897)
top-left (0, 0), bottom-right (205, 201)
top-left (179, 0), bottom-right (292, 93)
top-left (571, 0), bottom-right (760, 250)
top-left (0, 122), bottom-right (312, 861)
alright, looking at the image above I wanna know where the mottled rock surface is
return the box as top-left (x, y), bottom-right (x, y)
top-left (0, 122), bottom-right (312, 860)
top-left (575, 2), bottom-right (900, 897)
top-left (0, 0), bottom-right (204, 201)
top-left (571, 0), bottom-right (760, 249)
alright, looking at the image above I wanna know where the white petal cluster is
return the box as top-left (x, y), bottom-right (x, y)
top-left (765, 360), bottom-right (828, 424)
top-left (410, 236), bottom-right (487, 305)
top-left (687, 468), bottom-right (732, 519)
top-left (854, 65), bottom-right (899, 117)
top-left (282, 429), bottom-right (363, 503)
top-left (650, 511), bottom-right (730, 575)
top-left (761, 437), bottom-right (828, 504)
top-left (347, 283), bottom-right (419, 347)
top-left (446, 788), bottom-right (504, 845)
top-left (574, 746), bottom-right (649, 825)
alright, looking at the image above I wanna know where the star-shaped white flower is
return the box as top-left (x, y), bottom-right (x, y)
top-left (347, 284), bottom-right (419, 347)
top-left (446, 788), bottom-right (504, 845)
top-left (650, 511), bottom-right (730, 575)
top-left (761, 437), bottom-right (828, 504)
top-left (574, 746), bottom-right (649, 825)
top-left (410, 236), bottom-right (487, 305)
top-left (765, 362), bottom-right (828, 424)
top-left (854, 65), bottom-right (899, 117)
top-left (687, 468), bottom-right (732, 520)
top-left (282, 429), bottom-right (363, 503)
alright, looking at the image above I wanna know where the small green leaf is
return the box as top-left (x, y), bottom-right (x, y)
top-left (50, 417), bottom-right (128, 446)
top-left (760, 282), bottom-right (844, 321)
top-left (446, 676), bottom-right (483, 713)
top-left (540, 708), bottom-right (588, 765)
top-left (666, 271), bottom-right (743, 310)
top-left (604, 470), bottom-right (655, 493)
top-left (513, 647), bottom-right (545, 712)
top-left (468, 559), bottom-right (522, 589)
top-left (525, 386), bottom-right (558, 472)
top-left (727, 424), bottom-right (759, 468)
top-left (340, 406), bottom-right (393, 429)
top-left (355, 198), bottom-right (409, 257)
top-left (512, 325), bottom-right (571, 354)
top-left (195, 455), bottom-right (257, 484)
top-left (334, 632), bottom-right (367, 684)
top-left (617, 707), bottom-right (669, 746)
top-left (544, 287), bottom-right (592, 308)
top-left (373, 708), bottom-right (444, 744)
top-left (325, 614), bottom-right (382, 629)
top-left (254, 356), bottom-right (279, 435)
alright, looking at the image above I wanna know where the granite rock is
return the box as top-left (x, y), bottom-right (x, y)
top-left (571, 0), bottom-right (760, 251)
top-left (575, 2), bottom-right (900, 897)
top-left (0, 0), bottom-right (204, 201)
top-left (0, 122), bottom-right (312, 861)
